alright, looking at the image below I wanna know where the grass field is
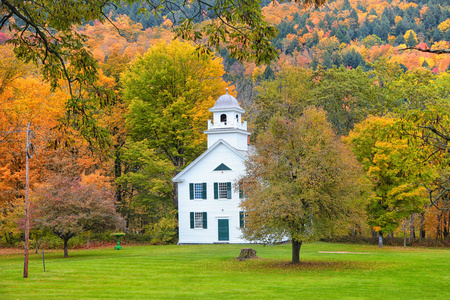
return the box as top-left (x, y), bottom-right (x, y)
top-left (1, 242), bottom-right (449, 299)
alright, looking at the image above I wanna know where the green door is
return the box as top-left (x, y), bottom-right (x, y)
top-left (218, 219), bottom-right (229, 241)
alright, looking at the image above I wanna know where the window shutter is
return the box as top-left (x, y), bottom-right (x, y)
top-left (227, 182), bottom-right (232, 199)
top-left (239, 211), bottom-right (244, 228)
top-left (189, 183), bottom-right (194, 200)
top-left (214, 183), bottom-right (218, 199)
top-left (190, 212), bottom-right (194, 229)
top-left (202, 212), bottom-right (207, 229)
top-left (239, 189), bottom-right (243, 199)
top-left (202, 183), bottom-right (207, 199)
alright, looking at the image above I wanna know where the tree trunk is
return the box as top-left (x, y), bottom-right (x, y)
top-left (378, 232), bottom-right (383, 248)
top-left (63, 239), bottom-right (69, 258)
top-left (420, 212), bottom-right (425, 240)
top-left (172, 181), bottom-right (178, 209)
top-left (409, 214), bottom-right (415, 242)
top-left (291, 239), bottom-right (302, 264)
top-left (403, 228), bottom-right (407, 248)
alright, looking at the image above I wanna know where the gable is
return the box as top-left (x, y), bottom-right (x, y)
top-left (173, 139), bottom-right (246, 182)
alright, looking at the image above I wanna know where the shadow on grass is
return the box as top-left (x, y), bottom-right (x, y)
top-left (233, 258), bottom-right (383, 272)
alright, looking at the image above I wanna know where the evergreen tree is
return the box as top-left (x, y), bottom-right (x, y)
top-left (432, 28), bottom-right (443, 43)
top-left (395, 20), bottom-right (407, 36)
top-left (445, 29), bottom-right (450, 42)
top-left (262, 65), bottom-right (275, 80)
top-left (382, 7), bottom-right (395, 26)
top-left (423, 4), bottom-right (442, 30)
top-left (336, 26), bottom-right (350, 44)
top-left (395, 34), bottom-right (405, 46)
top-left (406, 31), bottom-right (417, 47)
top-left (342, 48), bottom-right (365, 69)
top-left (318, 19), bottom-right (326, 30)
top-left (357, 2), bottom-right (366, 12)
top-left (342, 0), bottom-right (352, 11)
top-left (349, 9), bottom-right (359, 31)
top-left (331, 52), bottom-right (343, 67)
top-left (358, 23), bottom-right (370, 40)
top-left (310, 56), bottom-right (319, 70)
top-left (323, 54), bottom-right (333, 69)
top-left (309, 31), bottom-right (320, 47)
top-left (285, 38), bottom-right (300, 55)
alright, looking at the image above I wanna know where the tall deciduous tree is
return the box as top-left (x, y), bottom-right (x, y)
top-left (311, 66), bottom-right (378, 135)
top-left (345, 116), bottom-right (433, 247)
top-left (238, 107), bottom-right (369, 263)
top-left (250, 66), bottom-right (314, 139)
top-left (120, 40), bottom-right (230, 220)
top-left (122, 40), bottom-right (230, 170)
top-left (33, 176), bottom-right (124, 257)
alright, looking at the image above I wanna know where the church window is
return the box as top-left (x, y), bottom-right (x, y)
top-left (190, 212), bottom-right (207, 229)
top-left (189, 183), bottom-right (207, 199)
top-left (214, 182), bottom-right (232, 199)
top-left (239, 211), bottom-right (248, 228)
top-left (220, 114), bottom-right (227, 124)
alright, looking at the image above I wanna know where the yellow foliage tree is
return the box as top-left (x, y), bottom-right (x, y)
top-left (438, 18), bottom-right (450, 33)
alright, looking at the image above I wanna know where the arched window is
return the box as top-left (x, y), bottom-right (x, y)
top-left (220, 114), bottom-right (227, 124)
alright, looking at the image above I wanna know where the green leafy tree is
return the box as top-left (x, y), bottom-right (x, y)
top-left (250, 66), bottom-right (313, 139)
top-left (345, 116), bottom-right (433, 247)
top-left (121, 40), bottom-right (230, 217)
top-left (116, 140), bottom-right (175, 230)
top-left (122, 40), bottom-right (228, 170)
top-left (33, 176), bottom-right (124, 257)
top-left (311, 66), bottom-right (376, 135)
top-left (239, 107), bottom-right (369, 263)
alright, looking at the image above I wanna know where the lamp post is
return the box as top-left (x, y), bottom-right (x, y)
top-left (24, 123), bottom-right (33, 278)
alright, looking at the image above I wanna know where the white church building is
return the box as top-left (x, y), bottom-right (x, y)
top-left (173, 90), bottom-right (251, 244)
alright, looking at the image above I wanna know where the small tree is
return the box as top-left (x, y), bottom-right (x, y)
top-left (238, 107), bottom-right (370, 264)
top-left (33, 176), bottom-right (125, 257)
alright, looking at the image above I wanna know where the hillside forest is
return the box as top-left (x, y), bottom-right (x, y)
top-left (1, 0), bottom-right (450, 248)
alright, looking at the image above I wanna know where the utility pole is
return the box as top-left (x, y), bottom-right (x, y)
top-left (24, 123), bottom-right (33, 278)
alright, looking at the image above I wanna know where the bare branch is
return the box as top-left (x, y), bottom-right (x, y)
top-left (399, 46), bottom-right (450, 54)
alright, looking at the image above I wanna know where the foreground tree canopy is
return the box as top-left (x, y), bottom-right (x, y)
top-left (0, 0), bottom-right (327, 93)
top-left (238, 107), bottom-right (370, 263)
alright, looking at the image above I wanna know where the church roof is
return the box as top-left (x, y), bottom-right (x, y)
top-left (172, 139), bottom-right (247, 183)
top-left (210, 90), bottom-right (242, 110)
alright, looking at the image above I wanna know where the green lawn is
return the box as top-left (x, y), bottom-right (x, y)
top-left (1, 242), bottom-right (449, 299)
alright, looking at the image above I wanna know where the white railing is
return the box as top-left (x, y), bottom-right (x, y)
top-left (208, 120), bottom-right (247, 131)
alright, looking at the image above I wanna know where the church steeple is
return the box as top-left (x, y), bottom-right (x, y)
top-left (205, 89), bottom-right (250, 151)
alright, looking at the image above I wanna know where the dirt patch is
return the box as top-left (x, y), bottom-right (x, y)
top-left (0, 248), bottom-right (23, 255)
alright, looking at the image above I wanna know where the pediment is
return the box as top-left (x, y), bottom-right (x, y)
top-left (213, 163), bottom-right (231, 171)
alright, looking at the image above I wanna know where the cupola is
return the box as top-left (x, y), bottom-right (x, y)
top-left (205, 89), bottom-right (250, 151)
